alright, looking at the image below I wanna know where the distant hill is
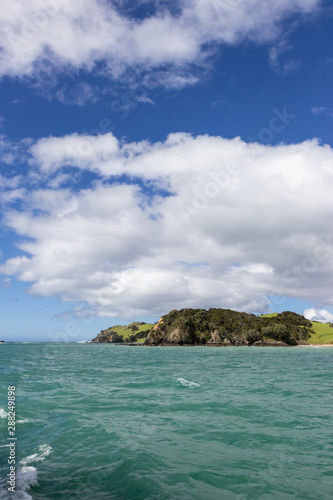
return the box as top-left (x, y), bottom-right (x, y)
top-left (91, 322), bottom-right (155, 343)
top-left (145, 309), bottom-right (314, 346)
top-left (305, 320), bottom-right (333, 344)
top-left (261, 313), bottom-right (333, 345)
top-left (91, 310), bottom-right (333, 345)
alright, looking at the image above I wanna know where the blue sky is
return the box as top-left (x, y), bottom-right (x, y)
top-left (1, 0), bottom-right (333, 341)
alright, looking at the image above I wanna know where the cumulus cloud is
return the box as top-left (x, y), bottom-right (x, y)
top-left (0, 0), bottom-right (322, 89)
top-left (1, 131), bottom-right (333, 319)
top-left (304, 308), bottom-right (333, 323)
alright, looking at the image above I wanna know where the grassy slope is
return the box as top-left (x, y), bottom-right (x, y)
top-left (262, 313), bottom-right (333, 344)
top-left (308, 321), bottom-right (333, 344)
top-left (103, 322), bottom-right (155, 342)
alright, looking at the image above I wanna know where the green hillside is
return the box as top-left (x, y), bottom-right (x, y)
top-left (307, 321), bottom-right (333, 344)
top-left (262, 313), bottom-right (333, 344)
top-left (92, 322), bottom-right (155, 343)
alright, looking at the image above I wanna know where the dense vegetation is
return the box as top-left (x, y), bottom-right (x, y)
top-left (145, 308), bottom-right (314, 346)
top-left (91, 310), bottom-right (333, 345)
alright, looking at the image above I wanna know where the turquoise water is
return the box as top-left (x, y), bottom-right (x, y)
top-left (1, 343), bottom-right (333, 499)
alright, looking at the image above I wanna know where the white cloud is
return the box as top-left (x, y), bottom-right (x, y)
top-left (311, 106), bottom-right (333, 117)
top-left (1, 132), bottom-right (333, 319)
top-left (29, 132), bottom-right (120, 173)
top-left (0, 134), bottom-right (32, 166)
top-left (304, 308), bottom-right (333, 323)
top-left (54, 82), bottom-right (100, 106)
top-left (0, 173), bottom-right (23, 190)
top-left (0, 0), bottom-right (322, 89)
top-left (311, 106), bottom-right (327, 115)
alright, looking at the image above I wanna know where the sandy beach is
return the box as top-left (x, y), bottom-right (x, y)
top-left (298, 344), bottom-right (333, 348)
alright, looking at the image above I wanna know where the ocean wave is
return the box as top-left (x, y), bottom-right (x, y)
top-left (0, 466), bottom-right (37, 500)
top-left (0, 408), bottom-right (8, 418)
top-left (20, 444), bottom-right (52, 465)
top-left (17, 466), bottom-right (38, 499)
top-left (176, 378), bottom-right (201, 388)
top-left (0, 408), bottom-right (30, 424)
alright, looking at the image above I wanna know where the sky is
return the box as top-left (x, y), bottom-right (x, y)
top-left (0, 0), bottom-right (333, 341)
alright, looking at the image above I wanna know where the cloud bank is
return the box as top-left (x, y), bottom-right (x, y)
top-left (1, 132), bottom-right (333, 318)
top-left (0, 0), bottom-right (322, 87)
top-left (304, 308), bottom-right (333, 323)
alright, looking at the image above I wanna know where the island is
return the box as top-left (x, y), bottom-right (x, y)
top-left (90, 308), bottom-right (333, 346)
top-left (144, 309), bottom-right (311, 346)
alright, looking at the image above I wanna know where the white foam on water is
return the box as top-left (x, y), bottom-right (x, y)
top-left (176, 377), bottom-right (201, 388)
top-left (0, 408), bottom-right (8, 418)
top-left (0, 466), bottom-right (37, 500)
top-left (20, 444), bottom-right (52, 465)
top-left (16, 466), bottom-right (38, 499)
top-left (0, 409), bottom-right (29, 424)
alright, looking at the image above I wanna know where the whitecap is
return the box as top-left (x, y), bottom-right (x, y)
top-left (176, 377), bottom-right (201, 388)
top-left (16, 466), bottom-right (38, 499)
top-left (0, 408), bottom-right (8, 418)
top-left (20, 444), bottom-right (52, 465)
top-left (0, 466), bottom-right (37, 500)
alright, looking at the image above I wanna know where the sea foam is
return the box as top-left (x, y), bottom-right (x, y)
top-left (16, 466), bottom-right (38, 499)
top-left (0, 409), bottom-right (30, 424)
top-left (20, 444), bottom-right (52, 465)
top-left (176, 378), bottom-right (201, 388)
top-left (0, 466), bottom-right (37, 500)
top-left (0, 408), bottom-right (8, 418)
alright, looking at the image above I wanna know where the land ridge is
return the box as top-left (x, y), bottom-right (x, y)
top-left (91, 308), bottom-right (333, 346)
top-left (144, 308), bottom-right (311, 346)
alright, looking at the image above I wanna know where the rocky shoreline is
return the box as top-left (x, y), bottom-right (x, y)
top-left (110, 341), bottom-right (333, 347)
top-left (122, 341), bottom-right (300, 347)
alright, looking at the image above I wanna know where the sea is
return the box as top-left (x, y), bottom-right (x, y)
top-left (0, 343), bottom-right (332, 500)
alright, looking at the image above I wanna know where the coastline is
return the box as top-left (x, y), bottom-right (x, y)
top-left (297, 344), bottom-right (333, 348)
top-left (122, 342), bottom-right (333, 348)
